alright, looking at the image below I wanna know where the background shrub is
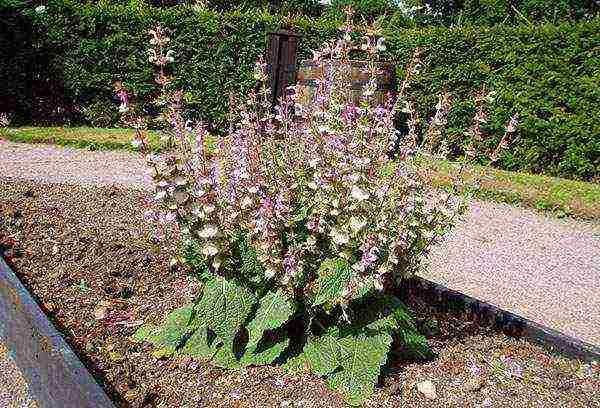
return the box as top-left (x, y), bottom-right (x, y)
top-left (385, 21), bottom-right (600, 180)
top-left (0, 0), bottom-right (598, 179)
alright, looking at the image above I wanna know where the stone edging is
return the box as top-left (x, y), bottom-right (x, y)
top-left (0, 256), bottom-right (115, 408)
top-left (409, 277), bottom-right (600, 362)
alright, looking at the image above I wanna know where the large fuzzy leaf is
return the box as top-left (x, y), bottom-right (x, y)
top-left (241, 338), bottom-right (290, 366)
top-left (194, 276), bottom-right (257, 342)
top-left (236, 233), bottom-right (264, 285)
top-left (327, 331), bottom-right (393, 406)
top-left (311, 258), bottom-right (354, 306)
top-left (305, 327), bottom-right (340, 376)
top-left (179, 325), bottom-right (217, 360)
top-left (351, 295), bottom-right (431, 360)
top-left (282, 352), bottom-right (309, 374)
top-left (212, 340), bottom-right (243, 369)
top-left (133, 306), bottom-right (193, 355)
top-left (245, 290), bottom-right (294, 354)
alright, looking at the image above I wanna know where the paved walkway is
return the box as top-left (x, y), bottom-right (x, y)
top-left (1, 142), bottom-right (599, 345)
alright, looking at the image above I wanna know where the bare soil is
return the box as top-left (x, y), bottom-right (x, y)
top-left (1, 177), bottom-right (598, 408)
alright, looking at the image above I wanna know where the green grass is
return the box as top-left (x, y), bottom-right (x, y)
top-left (1, 126), bottom-right (598, 219)
top-left (0, 126), bottom-right (163, 152)
top-left (421, 159), bottom-right (600, 220)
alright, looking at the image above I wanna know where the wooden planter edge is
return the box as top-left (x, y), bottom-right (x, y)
top-left (0, 256), bottom-right (115, 408)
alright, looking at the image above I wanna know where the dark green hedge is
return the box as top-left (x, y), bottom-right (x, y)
top-left (385, 20), bottom-right (600, 180)
top-left (0, 0), bottom-right (598, 179)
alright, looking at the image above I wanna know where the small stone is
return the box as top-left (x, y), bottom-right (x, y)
top-left (463, 377), bottom-right (485, 392)
top-left (94, 305), bottom-right (108, 320)
top-left (417, 380), bottom-right (437, 399)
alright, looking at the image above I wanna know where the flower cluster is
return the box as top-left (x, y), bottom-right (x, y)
top-left (0, 112), bottom-right (9, 128)
top-left (120, 14), bottom-right (517, 319)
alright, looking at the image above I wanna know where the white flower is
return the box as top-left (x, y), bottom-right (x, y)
top-left (376, 38), bottom-right (386, 52)
top-left (155, 191), bottom-right (167, 200)
top-left (240, 196), bottom-right (253, 209)
top-left (165, 50), bottom-right (175, 64)
top-left (201, 243), bottom-right (219, 257)
top-left (347, 173), bottom-right (360, 183)
top-left (264, 268), bottom-right (276, 279)
top-left (35, 5), bottom-right (46, 13)
top-left (308, 158), bottom-right (320, 168)
top-left (191, 206), bottom-right (203, 217)
top-left (329, 227), bottom-right (350, 246)
top-left (203, 204), bottom-right (215, 214)
top-left (119, 103), bottom-right (129, 113)
top-left (198, 224), bottom-right (218, 239)
top-left (308, 181), bottom-right (317, 189)
top-left (349, 217), bottom-right (366, 232)
top-left (351, 185), bottom-right (370, 201)
top-left (130, 139), bottom-right (142, 148)
top-left (373, 276), bottom-right (384, 291)
top-left (174, 176), bottom-right (187, 186)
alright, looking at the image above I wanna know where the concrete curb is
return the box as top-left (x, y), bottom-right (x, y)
top-left (409, 276), bottom-right (600, 362)
top-left (0, 256), bottom-right (115, 408)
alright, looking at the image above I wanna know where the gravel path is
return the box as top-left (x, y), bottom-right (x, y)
top-left (1, 141), bottom-right (599, 347)
top-left (0, 342), bottom-right (37, 408)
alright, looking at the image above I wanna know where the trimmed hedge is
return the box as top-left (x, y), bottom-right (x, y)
top-left (385, 20), bottom-right (600, 180)
top-left (0, 0), bottom-right (598, 179)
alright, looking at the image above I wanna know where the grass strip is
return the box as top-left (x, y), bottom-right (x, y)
top-left (2, 127), bottom-right (598, 220)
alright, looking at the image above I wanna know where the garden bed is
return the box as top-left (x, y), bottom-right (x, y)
top-left (1, 177), bottom-right (598, 407)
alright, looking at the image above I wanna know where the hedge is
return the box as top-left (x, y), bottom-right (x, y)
top-left (385, 20), bottom-right (600, 180)
top-left (0, 0), bottom-right (598, 180)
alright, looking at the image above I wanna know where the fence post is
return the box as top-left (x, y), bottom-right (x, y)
top-left (266, 30), bottom-right (300, 107)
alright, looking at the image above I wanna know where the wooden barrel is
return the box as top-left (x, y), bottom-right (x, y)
top-left (296, 60), bottom-right (396, 108)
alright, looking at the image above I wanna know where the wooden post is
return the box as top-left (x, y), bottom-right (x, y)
top-left (267, 30), bottom-right (300, 107)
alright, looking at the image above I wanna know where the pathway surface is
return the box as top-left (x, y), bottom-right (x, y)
top-left (0, 342), bottom-right (37, 407)
top-left (1, 141), bottom-right (600, 346)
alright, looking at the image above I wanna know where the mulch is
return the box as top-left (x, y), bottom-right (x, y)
top-left (1, 177), bottom-right (598, 408)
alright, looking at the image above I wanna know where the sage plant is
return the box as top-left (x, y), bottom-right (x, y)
top-left (124, 11), bottom-right (519, 405)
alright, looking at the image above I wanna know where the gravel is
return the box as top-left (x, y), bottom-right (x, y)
top-left (1, 141), bottom-right (598, 345)
top-left (2, 179), bottom-right (600, 407)
top-left (0, 342), bottom-right (38, 408)
top-left (425, 201), bottom-right (600, 345)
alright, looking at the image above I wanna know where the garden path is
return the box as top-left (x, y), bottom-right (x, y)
top-left (1, 141), bottom-right (599, 345)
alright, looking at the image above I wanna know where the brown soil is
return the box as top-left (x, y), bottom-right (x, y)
top-left (1, 176), bottom-right (598, 408)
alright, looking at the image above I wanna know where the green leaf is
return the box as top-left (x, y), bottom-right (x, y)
top-left (212, 341), bottom-right (243, 369)
top-left (132, 324), bottom-right (161, 344)
top-left (241, 338), bottom-right (290, 366)
top-left (305, 328), bottom-right (340, 376)
top-left (396, 328), bottom-right (431, 360)
top-left (244, 290), bottom-right (294, 355)
top-left (311, 258), bottom-right (354, 306)
top-left (281, 353), bottom-right (309, 374)
top-left (194, 276), bottom-right (257, 342)
top-left (179, 326), bottom-right (217, 360)
top-left (327, 331), bottom-right (393, 406)
top-left (236, 233), bottom-right (264, 285)
top-left (134, 306), bottom-right (193, 351)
